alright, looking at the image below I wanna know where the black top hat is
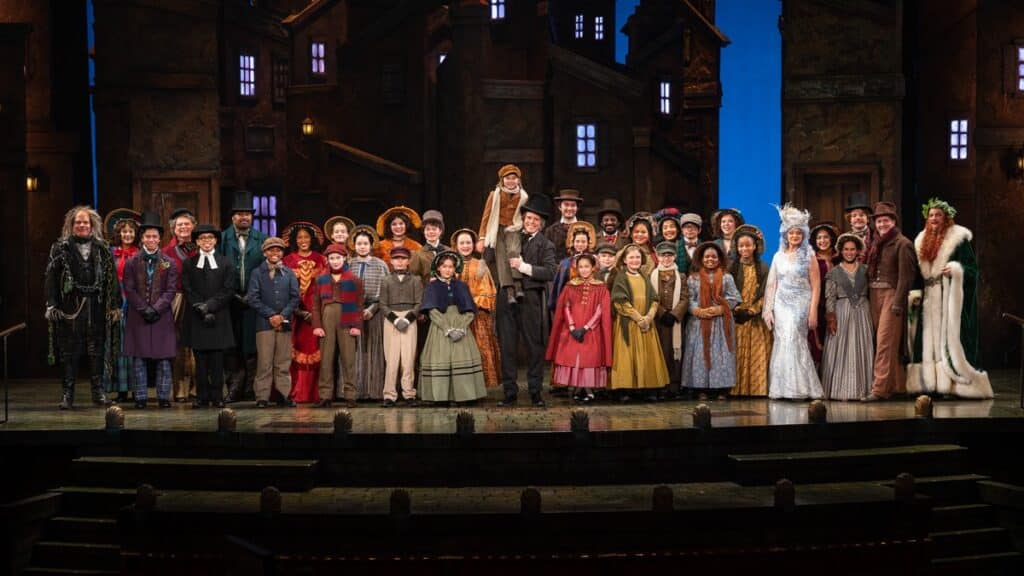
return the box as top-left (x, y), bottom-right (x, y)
top-left (230, 190), bottom-right (255, 213)
top-left (138, 211), bottom-right (164, 235)
top-left (520, 194), bottom-right (551, 220)
top-left (844, 192), bottom-right (872, 213)
top-left (191, 223), bottom-right (220, 242)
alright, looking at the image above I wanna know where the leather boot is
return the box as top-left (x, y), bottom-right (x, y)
top-left (90, 376), bottom-right (110, 406)
top-left (224, 379), bottom-right (245, 404)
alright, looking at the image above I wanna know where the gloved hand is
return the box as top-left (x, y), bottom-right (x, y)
top-left (447, 329), bottom-right (465, 342)
top-left (142, 307), bottom-right (160, 323)
top-left (570, 327), bottom-right (587, 342)
top-left (193, 302), bottom-right (208, 315)
top-left (202, 313), bottom-right (216, 326)
top-left (297, 310), bottom-right (312, 322)
top-left (733, 309), bottom-right (750, 324)
top-left (394, 317), bottom-right (411, 332)
top-left (233, 293), bottom-right (249, 309)
top-left (658, 314), bottom-right (677, 327)
top-left (45, 306), bottom-right (65, 322)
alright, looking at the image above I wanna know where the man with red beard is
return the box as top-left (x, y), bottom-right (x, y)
top-left (862, 201), bottom-right (916, 401)
top-left (906, 198), bottom-right (992, 398)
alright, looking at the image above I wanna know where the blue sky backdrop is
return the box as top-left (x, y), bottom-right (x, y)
top-left (618, 0), bottom-right (782, 255)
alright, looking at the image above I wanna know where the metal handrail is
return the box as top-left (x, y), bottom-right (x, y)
top-left (0, 322), bottom-right (26, 424)
top-left (1003, 313), bottom-right (1024, 409)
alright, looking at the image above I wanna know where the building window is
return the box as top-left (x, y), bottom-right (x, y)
top-left (1018, 47), bottom-right (1024, 91)
top-left (949, 119), bottom-right (968, 160)
top-left (574, 15), bottom-right (584, 39)
top-left (595, 16), bottom-right (605, 40)
top-left (273, 58), bottom-right (288, 104)
top-left (575, 123), bottom-right (597, 168)
top-left (438, 52), bottom-right (448, 65)
top-left (253, 194), bottom-right (277, 237)
top-left (239, 53), bottom-right (255, 97)
top-left (490, 0), bottom-right (505, 20)
top-left (311, 41), bottom-right (326, 76)
top-left (659, 81), bottom-right (671, 115)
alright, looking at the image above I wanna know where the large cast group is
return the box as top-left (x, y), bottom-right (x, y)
top-left (44, 165), bottom-right (995, 410)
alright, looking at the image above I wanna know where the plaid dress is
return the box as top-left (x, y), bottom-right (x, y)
top-left (351, 255), bottom-right (390, 399)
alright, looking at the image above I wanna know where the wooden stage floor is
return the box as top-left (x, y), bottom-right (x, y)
top-left (1, 370), bottom-right (1021, 434)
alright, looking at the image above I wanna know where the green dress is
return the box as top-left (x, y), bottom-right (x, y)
top-left (418, 278), bottom-right (487, 402)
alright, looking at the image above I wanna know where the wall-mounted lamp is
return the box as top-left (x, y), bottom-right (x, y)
top-left (301, 117), bottom-right (315, 137)
top-left (26, 169), bottom-right (38, 192)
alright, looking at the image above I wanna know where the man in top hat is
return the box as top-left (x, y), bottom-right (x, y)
top-left (595, 198), bottom-right (627, 250)
top-left (45, 206), bottom-right (120, 409)
top-left (479, 164), bottom-right (529, 305)
top-left (410, 209), bottom-right (449, 285)
top-left (181, 224), bottom-right (237, 408)
top-left (123, 212), bottom-right (178, 408)
top-left (219, 190), bottom-right (267, 402)
top-left (163, 207), bottom-right (198, 402)
top-left (496, 194), bottom-right (558, 407)
top-left (863, 201), bottom-right (917, 401)
top-left (543, 189), bottom-right (583, 257)
top-left (844, 194), bottom-right (875, 262)
top-left (906, 198), bottom-right (993, 399)
top-left (675, 213), bottom-right (703, 274)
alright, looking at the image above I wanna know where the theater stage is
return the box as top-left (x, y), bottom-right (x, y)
top-left (1, 370), bottom-right (1020, 434)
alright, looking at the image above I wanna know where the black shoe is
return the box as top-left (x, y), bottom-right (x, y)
top-left (116, 392), bottom-right (129, 403)
top-left (212, 400), bottom-right (225, 409)
top-left (582, 393), bottom-right (595, 403)
top-left (134, 400), bottom-right (146, 409)
top-left (497, 396), bottom-right (517, 407)
top-left (314, 399), bottom-right (332, 408)
top-left (256, 400), bottom-right (269, 408)
top-left (383, 399), bottom-right (396, 408)
top-left (224, 382), bottom-right (244, 404)
top-left (530, 394), bottom-right (545, 408)
top-left (158, 400), bottom-right (171, 409)
top-left (174, 397), bottom-right (187, 403)
top-left (403, 398), bottom-right (419, 407)
top-left (58, 396), bottom-right (73, 410)
top-left (191, 400), bottom-right (205, 409)
top-left (278, 398), bottom-right (297, 408)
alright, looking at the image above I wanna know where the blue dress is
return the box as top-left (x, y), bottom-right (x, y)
top-left (680, 273), bottom-right (740, 390)
top-left (765, 249), bottom-right (824, 399)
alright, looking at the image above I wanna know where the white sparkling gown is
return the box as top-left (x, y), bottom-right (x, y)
top-left (764, 249), bottom-right (824, 400)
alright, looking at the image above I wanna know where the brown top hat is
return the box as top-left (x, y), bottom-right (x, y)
top-left (595, 198), bottom-right (624, 221)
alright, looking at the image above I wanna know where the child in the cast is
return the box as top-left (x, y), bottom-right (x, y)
top-left (728, 225), bottom-right (772, 397)
top-left (652, 241), bottom-right (688, 399)
top-left (311, 244), bottom-right (363, 408)
top-left (418, 251), bottom-right (487, 404)
top-left (546, 253), bottom-right (612, 402)
top-left (595, 243), bottom-right (618, 284)
top-left (247, 237), bottom-right (300, 407)
top-left (821, 234), bottom-right (874, 400)
top-left (378, 246), bottom-right (423, 407)
top-left (610, 244), bottom-right (670, 401)
top-left (680, 242), bottom-right (740, 401)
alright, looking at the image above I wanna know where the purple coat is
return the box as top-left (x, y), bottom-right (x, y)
top-left (123, 251), bottom-right (178, 359)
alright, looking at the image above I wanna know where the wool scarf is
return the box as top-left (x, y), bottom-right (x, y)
top-left (698, 267), bottom-right (734, 369)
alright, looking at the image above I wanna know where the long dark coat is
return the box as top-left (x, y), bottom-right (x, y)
top-left (218, 225), bottom-right (266, 355)
top-left (181, 253), bottom-right (237, 351)
top-left (123, 251), bottom-right (178, 359)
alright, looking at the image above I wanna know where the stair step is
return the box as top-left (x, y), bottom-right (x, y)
top-left (729, 444), bottom-right (968, 485)
top-left (30, 541), bottom-right (121, 571)
top-left (930, 550), bottom-right (1023, 576)
top-left (70, 456), bottom-right (319, 491)
top-left (901, 474), bottom-right (990, 505)
top-left (978, 480), bottom-right (1024, 510)
top-left (45, 516), bottom-right (118, 543)
top-left (930, 527), bottom-right (1011, 557)
top-left (23, 565), bottom-right (120, 569)
top-left (49, 487), bottom-right (136, 518)
top-left (931, 503), bottom-right (996, 531)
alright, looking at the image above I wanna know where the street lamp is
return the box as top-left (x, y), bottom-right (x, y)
top-left (301, 117), bottom-right (315, 137)
top-left (25, 169), bottom-right (38, 192)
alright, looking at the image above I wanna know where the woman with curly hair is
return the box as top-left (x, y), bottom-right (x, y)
top-left (105, 209), bottom-right (140, 402)
top-left (281, 222), bottom-right (327, 403)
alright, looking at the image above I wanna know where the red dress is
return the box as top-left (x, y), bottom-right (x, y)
top-left (545, 278), bottom-right (613, 388)
top-left (284, 251), bottom-right (327, 402)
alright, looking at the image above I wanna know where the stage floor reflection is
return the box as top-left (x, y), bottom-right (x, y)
top-left (1, 371), bottom-right (1020, 434)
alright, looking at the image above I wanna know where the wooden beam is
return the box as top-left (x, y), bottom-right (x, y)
top-left (785, 74), bottom-right (905, 102)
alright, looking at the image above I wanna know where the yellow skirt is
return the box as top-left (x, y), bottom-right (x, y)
top-left (610, 321), bottom-right (670, 389)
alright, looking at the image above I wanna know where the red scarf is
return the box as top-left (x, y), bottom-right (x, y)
top-left (866, 226), bottom-right (899, 279)
top-left (698, 267), bottom-right (734, 369)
